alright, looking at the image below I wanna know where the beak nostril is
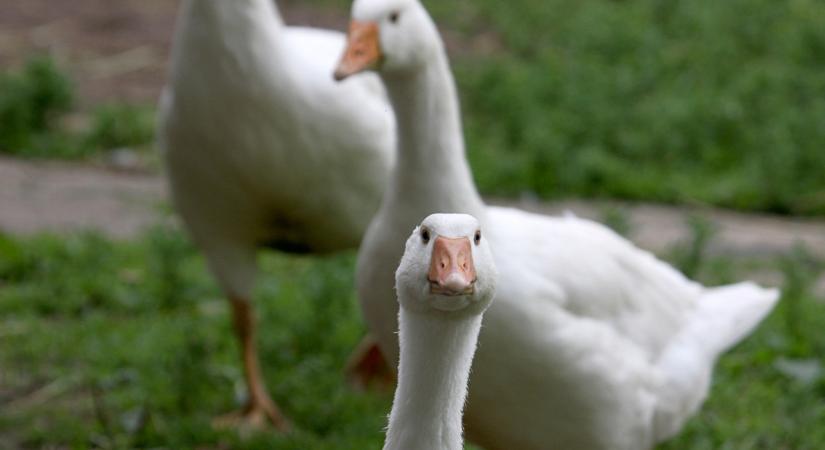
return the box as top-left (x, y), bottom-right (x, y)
top-left (428, 236), bottom-right (476, 294)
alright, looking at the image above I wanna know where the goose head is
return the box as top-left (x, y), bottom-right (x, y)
top-left (334, 0), bottom-right (440, 80)
top-left (395, 214), bottom-right (497, 316)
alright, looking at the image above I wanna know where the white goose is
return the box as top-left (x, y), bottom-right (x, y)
top-left (388, 213), bottom-right (497, 450)
top-left (334, 0), bottom-right (780, 448)
top-left (157, 0), bottom-right (394, 430)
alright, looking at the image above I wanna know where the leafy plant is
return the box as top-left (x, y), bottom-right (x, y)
top-left (84, 104), bottom-right (155, 151)
top-left (0, 57), bottom-right (155, 159)
top-left (0, 57), bottom-right (74, 156)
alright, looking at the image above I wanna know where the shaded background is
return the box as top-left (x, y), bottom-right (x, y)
top-left (0, 0), bottom-right (823, 448)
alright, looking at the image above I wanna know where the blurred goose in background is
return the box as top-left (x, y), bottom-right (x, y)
top-left (387, 213), bottom-right (497, 450)
top-left (157, 0), bottom-right (394, 430)
top-left (334, 0), bottom-right (779, 448)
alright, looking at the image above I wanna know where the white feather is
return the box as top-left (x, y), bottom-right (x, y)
top-left (158, 0), bottom-right (395, 297)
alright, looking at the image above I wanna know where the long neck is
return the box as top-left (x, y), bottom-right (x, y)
top-left (171, 0), bottom-right (289, 94)
top-left (183, 0), bottom-right (284, 31)
top-left (381, 48), bottom-right (486, 220)
top-left (173, 0), bottom-right (285, 72)
top-left (384, 310), bottom-right (483, 450)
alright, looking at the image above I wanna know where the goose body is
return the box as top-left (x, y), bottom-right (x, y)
top-left (158, 0), bottom-right (394, 428)
top-left (335, 0), bottom-right (779, 448)
top-left (388, 213), bottom-right (496, 450)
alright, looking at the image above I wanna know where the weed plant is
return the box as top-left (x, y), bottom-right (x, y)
top-left (0, 58), bottom-right (155, 159)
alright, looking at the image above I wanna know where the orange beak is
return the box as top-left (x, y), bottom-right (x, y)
top-left (428, 236), bottom-right (477, 296)
top-left (334, 20), bottom-right (382, 81)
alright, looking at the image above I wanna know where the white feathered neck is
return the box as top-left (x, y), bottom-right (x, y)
top-left (380, 47), bottom-right (485, 220)
top-left (183, 0), bottom-right (284, 31)
top-left (173, 0), bottom-right (287, 85)
top-left (384, 310), bottom-right (482, 450)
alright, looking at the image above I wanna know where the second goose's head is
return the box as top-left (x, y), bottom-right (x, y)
top-left (334, 0), bottom-right (441, 80)
top-left (395, 214), bottom-right (497, 317)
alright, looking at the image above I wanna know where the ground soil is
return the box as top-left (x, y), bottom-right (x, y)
top-left (3, 155), bottom-right (824, 294)
top-left (0, 0), bottom-right (358, 107)
top-left (0, 0), bottom-right (495, 108)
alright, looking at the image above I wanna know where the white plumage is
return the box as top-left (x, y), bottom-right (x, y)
top-left (158, 0), bottom-right (394, 428)
top-left (335, 0), bottom-right (779, 448)
top-left (386, 213), bottom-right (496, 450)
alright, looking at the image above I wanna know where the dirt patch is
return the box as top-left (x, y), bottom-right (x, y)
top-left (3, 156), bottom-right (824, 295)
top-left (0, 0), bottom-right (179, 107)
top-left (0, 0), bottom-right (352, 107)
top-left (0, 0), bottom-right (502, 109)
top-left (5, 155), bottom-right (824, 258)
top-left (0, 156), bottom-right (166, 238)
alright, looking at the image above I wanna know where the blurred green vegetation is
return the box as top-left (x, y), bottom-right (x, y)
top-left (4, 0), bottom-right (825, 215)
top-left (0, 57), bottom-right (155, 159)
top-left (0, 226), bottom-right (822, 448)
top-left (443, 0), bottom-right (825, 215)
top-left (0, 57), bottom-right (73, 157)
top-left (83, 104), bottom-right (155, 153)
top-left (0, 228), bottom-right (389, 449)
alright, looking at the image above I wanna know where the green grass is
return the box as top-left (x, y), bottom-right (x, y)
top-left (0, 58), bottom-right (155, 159)
top-left (83, 104), bottom-right (156, 153)
top-left (0, 228), bottom-right (389, 449)
top-left (0, 226), bottom-right (823, 448)
top-left (428, 0), bottom-right (825, 216)
top-left (661, 237), bottom-right (825, 449)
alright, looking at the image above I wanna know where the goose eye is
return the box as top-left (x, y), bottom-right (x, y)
top-left (389, 11), bottom-right (400, 23)
top-left (420, 227), bottom-right (430, 244)
top-left (474, 230), bottom-right (481, 245)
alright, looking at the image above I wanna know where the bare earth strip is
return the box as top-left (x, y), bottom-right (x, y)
top-left (2, 156), bottom-right (824, 295)
top-left (0, 156), bottom-right (166, 238)
top-left (3, 155), bottom-right (824, 255)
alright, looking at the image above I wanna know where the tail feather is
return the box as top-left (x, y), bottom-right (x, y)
top-left (653, 282), bottom-right (780, 442)
top-left (691, 282), bottom-right (779, 356)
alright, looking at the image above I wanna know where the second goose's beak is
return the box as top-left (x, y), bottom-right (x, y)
top-left (428, 236), bottom-right (476, 296)
top-left (334, 21), bottom-right (382, 81)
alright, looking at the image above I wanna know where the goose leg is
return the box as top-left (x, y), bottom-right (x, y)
top-left (213, 295), bottom-right (291, 432)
